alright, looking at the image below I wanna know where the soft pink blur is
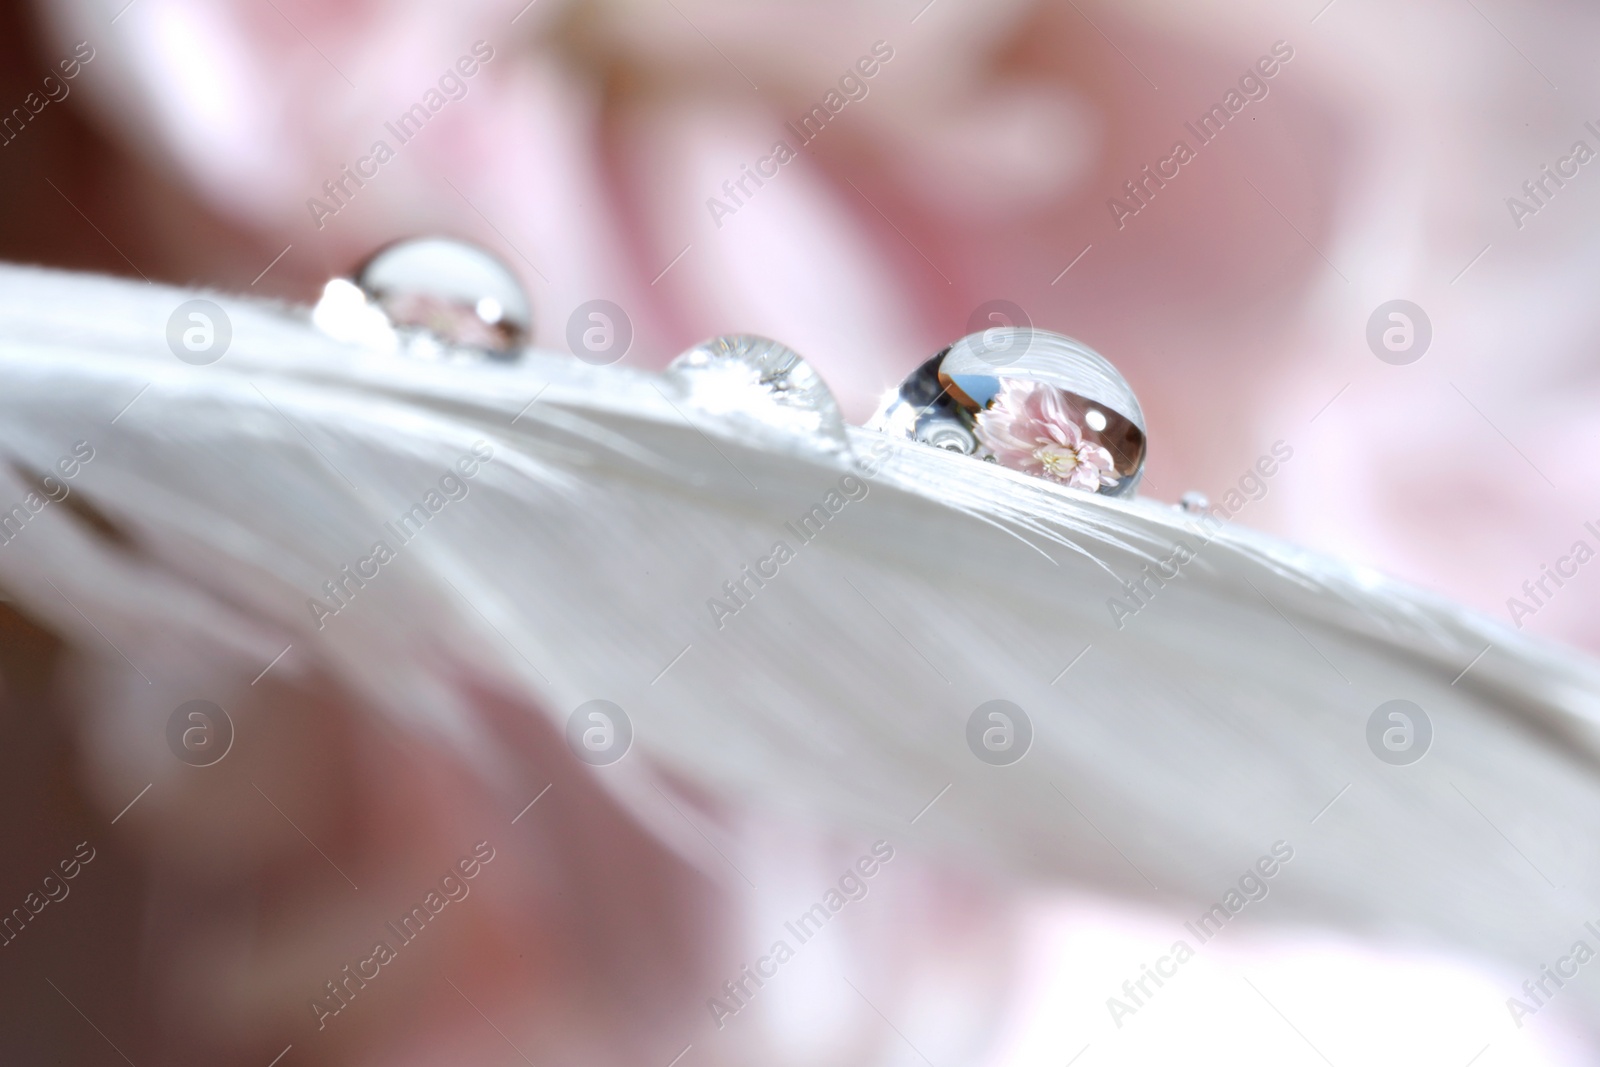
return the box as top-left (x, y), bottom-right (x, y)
top-left (5, 0), bottom-right (1600, 1062)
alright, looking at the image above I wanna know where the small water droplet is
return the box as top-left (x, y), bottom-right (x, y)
top-left (356, 237), bottom-right (531, 360)
top-left (1178, 490), bottom-right (1209, 514)
top-left (869, 353), bottom-right (980, 455)
top-left (873, 330), bottom-right (1146, 497)
top-left (665, 334), bottom-right (852, 459)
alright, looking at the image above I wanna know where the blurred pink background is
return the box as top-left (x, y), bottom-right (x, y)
top-left (3, 0), bottom-right (1599, 1062)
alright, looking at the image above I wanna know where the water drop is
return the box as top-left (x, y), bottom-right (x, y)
top-left (873, 330), bottom-right (1146, 497)
top-left (355, 237), bottom-right (531, 361)
top-left (665, 334), bottom-right (852, 459)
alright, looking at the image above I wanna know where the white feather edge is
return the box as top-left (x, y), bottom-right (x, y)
top-left (2, 265), bottom-right (1598, 996)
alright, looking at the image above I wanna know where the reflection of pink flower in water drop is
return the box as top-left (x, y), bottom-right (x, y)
top-left (974, 380), bottom-right (1119, 491)
top-left (383, 292), bottom-right (509, 351)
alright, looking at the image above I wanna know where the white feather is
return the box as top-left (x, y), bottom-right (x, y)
top-left (2, 263), bottom-right (1597, 1020)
